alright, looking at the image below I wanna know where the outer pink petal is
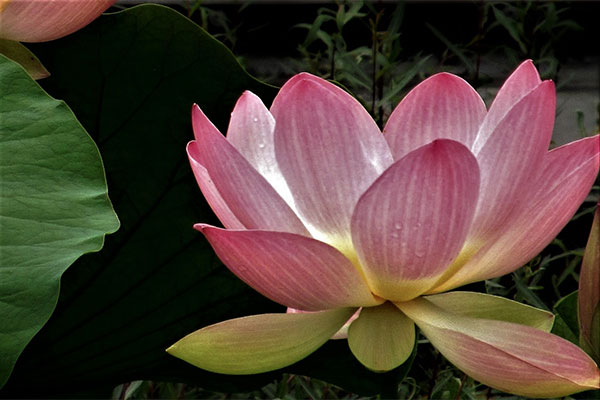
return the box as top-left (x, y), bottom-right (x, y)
top-left (226, 91), bottom-right (294, 206)
top-left (270, 73), bottom-right (393, 252)
top-left (187, 144), bottom-right (244, 230)
top-left (196, 225), bottom-right (382, 311)
top-left (383, 73), bottom-right (486, 160)
top-left (469, 80), bottom-right (555, 241)
top-left (0, 0), bottom-right (115, 42)
top-left (398, 297), bottom-right (600, 397)
top-left (579, 203), bottom-right (600, 361)
top-left (472, 60), bottom-right (542, 151)
top-left (167, 308), bottom-right (355, 374)
top-left (433, 135), bottom-right (599, 292)
top-left (351, 139), bottom-right (480, 301)
top-left (190, 105), bottom-right (308, 235)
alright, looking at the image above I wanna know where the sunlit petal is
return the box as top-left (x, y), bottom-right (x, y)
top-left (271, 73), bottom-right (393, 251)
top-left (226, 91), bottom-right (295, 207)
top-left (190, 105), bottom-right (308, 235)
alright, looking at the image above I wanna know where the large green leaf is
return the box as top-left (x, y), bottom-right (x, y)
top-left (1, 5), bottom-right (403, 397)
top-left (0, 55), bottom-right (119, 387)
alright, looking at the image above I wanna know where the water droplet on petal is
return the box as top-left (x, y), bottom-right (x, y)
top-left (252, 117), bottom-right (259, 123)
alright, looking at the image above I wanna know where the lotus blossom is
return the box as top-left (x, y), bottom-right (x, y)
top-left (168, 60), bottom-right (600, 397)
top-left (0, 0), bottom-right (115, 42)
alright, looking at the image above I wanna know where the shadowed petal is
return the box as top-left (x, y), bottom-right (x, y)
top-left (348, 302), bottom-right (415, 372)
top-left (433, 135), bottom-right (600, 292)
top-left (351, 139), bottom-right (479, 301)
top-left (580, 204), bottom-right (600, 361)
top-left (424, 292), bottom-right (554, 332)
top-left (226, 91), bottom-right (295, 206)
top-left (167, 308), bottom-right (355, 374)
top-left (0, 0), bottom-right (115, 42)
top-left (469, 80), bottom-right (555, 241)
top-left (397, 297), bottom-right (600, 398)
top-left (190, 105), bottom-right (308, 235)
top-left (384, 73), bottom-right (486, 160)
top-left (197, 225), bottom-right (382, 311)
top-left (271, 73), bottom-right (393, 252)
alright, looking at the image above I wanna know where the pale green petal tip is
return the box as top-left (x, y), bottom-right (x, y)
top-left (166, 309), bottom-right (355, 375)
top-left (348, 303), bottom-right (415, 372)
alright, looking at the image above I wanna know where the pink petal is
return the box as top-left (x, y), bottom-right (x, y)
top-left (189, 105), bottom-right (308, 235)
top-left (270, 73), bottom-right (393, 251)
top-left (0, 0), bottom-right (115, 42)
top-left (383, 73), bottom-right (486, 160)
top-left (433, 135), bottom-right (599, 292)
top-left (351, 140), bottom-right (480, 301)
top-left (472, 60), bottom-right (542, 151)
top-left (579, 203), bottom-right (600, 361)
top-left (469, 80), bottom-right (556, 241)
top-left (398, 297), bottom-right (600, 397)
top-left (347, 302), bottom-right (415, 372)
top-left (196, 225), bottom-right (382, 311)
top-left (187, 143), bottom-right (244, 230)
top-left (226, 91), bottom-right (294, 206)
top-left (167, 308), bottom-right (355, 374)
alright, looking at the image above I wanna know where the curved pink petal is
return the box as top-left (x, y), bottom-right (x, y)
top-left (472, 60), bottom-right (542, 151)
top-left (383, 73), bottom-right (486, 161)
top-left (226, 91), bottom-right (295, 206)
top-left (167, 308), bottom-right (355, 374)
top-left (271, 73), bottom-right (393, 252)
top-left (579, 203), bottom-right (600, 361)
top-left (197, 225), bottom-right (382, 311)
top-left (0, 0), bottom-right (115, 42)
top-left (433, 135), bottom-right (599, 292)
top-left (398, 297), bottom-right (600, 397)
top-left (189, 105), bottom-right (308, 235)
top-left (187, 144), bottom-right (244, 230)
top-left (351, 139), bottom-right (480, 301)
top-left (469, 80), bottom-right (555, 241)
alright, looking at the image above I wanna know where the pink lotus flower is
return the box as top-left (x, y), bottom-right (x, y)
top-left (169, 60), bottom-right (600, 397)
top-left (0, 0), bottom-right (115, 42)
